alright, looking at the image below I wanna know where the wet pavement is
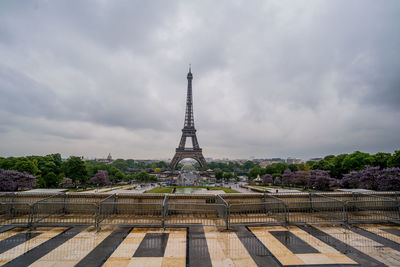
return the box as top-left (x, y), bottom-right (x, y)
top-left (0, 223), bottom-right (400, 266)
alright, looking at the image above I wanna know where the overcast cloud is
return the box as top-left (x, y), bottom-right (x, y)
top-left (0, 0), bottom-right (399, 160)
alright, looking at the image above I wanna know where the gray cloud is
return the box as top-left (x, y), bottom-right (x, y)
top-left (0, 0), bottom-right (399, 160)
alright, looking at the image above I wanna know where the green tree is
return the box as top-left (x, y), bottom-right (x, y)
top-left (288, 164), bottom-right (298, 172)
top-left (243, 161), bottom-right (256, 170)
top-left (373, 152), bottom-right (391, 169)
top-left (134, 171), bottom-right (156, 181)
top-left (215, 170), bottom-right (223, 181)
top-left (62, 156), bottom-right (88, 184)
top-left (331, 154), bottom-right (347, 179)
top-left (341, 151), bottom-right (374, 173)
top-left (126, 159), bottom-right (135, 168)
top-left (306, 161), bottom-right (317, 169)
top-left (49, 153), bottom-right (62, 169)
top-left (38, 158), bottom-right (58, 176)
top-left (125, 174), bottom-right (136, 181)
top-left (0, 157), bottom-right (17, 170)
top-left (264, 163), bottom-right (288, 175)
top-left (312, 156), bottom-right (334, 171)
top-left (248, 167), bottom-right (261, 179)
top-left (107, 166), bottom-right (125, 181)
top-left (27, 154), bottom-right (64, 188)
top-left (223, 172), bottom-right (233, 180)
top-left (85, 162), bottom-right (96, 178)
top-left (41, 172), bottom-right (60, 188)
top-left (14, 158), bottom-right (39, 175)
top-left (311, 154), bottom-right (347, 179)
top-left (297, 163), bottom-right (310, 172)
top-left (112, 159), bottom-right (129, 171)
top-left (388, 150), bottom-right (400, 168)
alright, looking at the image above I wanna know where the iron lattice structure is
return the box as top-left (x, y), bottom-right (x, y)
top-left (171, 67), bottom-right (206, 170)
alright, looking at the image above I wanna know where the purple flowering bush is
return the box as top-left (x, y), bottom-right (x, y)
top-left (0, 169), bottom-right (37, 191)
top-left (262, 174), bottom-right (273, 185)
top-left (378, 168), bottom-right (400, 191)
top-left (90, 170), bottom-right (111, 186)
top-left (341, 166), bottom-right (400, 191)
top-left (282, 169), bottom-right (295, 186)
top-left (308, 170), bottom-right (338, 190)
top-left (293, 171), bottom-right (310, 186)
top-left (358, 166), bottom-right (380, 190)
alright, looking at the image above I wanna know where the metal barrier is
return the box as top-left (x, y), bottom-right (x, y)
top-left (98, 194), bottom-right (164, 228)
top-left (96, 194), bottom-right (117, 228)
top-left (165, 195), bottom-right (228, 228)
top-left (30, 193), bottom-right (97, 227)
top-left (32, 202), bottom-right (97, 227)
top-left (216, 195), bottom-right (229, 228)
top-left (0, 192), bottom-right (399, 229)
top-left (98, 202), bottom-right (163, 227)
top-left (0, 202), bottom-right (31, 226)
top-left (346, 192), bottom-right (400, 223)
top-left (162, 195), bottom-right (168, 228)
top-left (286, 193), bottom-right (345, 224)
top-left (228, 194), bottom-right (287, 226)
top-left (0, 192), bottom-right (16, 203)
top-left (31, 193), bottom-right (66, 226)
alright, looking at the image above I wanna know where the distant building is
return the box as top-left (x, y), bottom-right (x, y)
top-left (238, 175), bottom-right (248, 182)
top-left (286, 158), bottom-right (303, 164)
top-left (309, 157), bottom-right (323, 162)
top-left (252, 175), bottom-right (263, 185)
top-left (259, 158), bottom-right (286, 167)
top-left (260, 161), bottom-right (274, 168)
top-left (201, 169), bottom-right (215, 178)
top-left (94, 153), bottom-right (114, 164)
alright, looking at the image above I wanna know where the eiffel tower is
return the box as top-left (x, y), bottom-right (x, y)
top-left (171, 67), bottom-right (206, 170)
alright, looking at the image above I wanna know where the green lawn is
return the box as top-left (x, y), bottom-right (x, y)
top-left (145, 186), bottom-right (239, 194)
top-left (212, 187), bottom-right (239, 193)
top-left (146, 187), bottom-right (174, 193)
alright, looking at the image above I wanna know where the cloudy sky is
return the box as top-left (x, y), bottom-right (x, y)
top-left (0, 0), bottom-right (399, 160)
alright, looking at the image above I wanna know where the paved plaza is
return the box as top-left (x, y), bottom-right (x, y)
top-left (0, 223), bottom-right (400, 266)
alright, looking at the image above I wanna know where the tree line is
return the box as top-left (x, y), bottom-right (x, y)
top-left (1, 150), bottom-right (399, 191)
top-left (206, 151), bottom-right (400, 190)
top-left (249, 151), bottom-right (400, 190)
top-left (0, 155), bottom-right (163, 191)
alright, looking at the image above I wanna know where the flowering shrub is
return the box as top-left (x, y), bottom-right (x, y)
top-left (293, 171), bottom-right (310, 186)
top-left (378, 168), bottom-right (400, 191)
top-left (90, 170), bottom-right (111, 186)
top-left (341, 166), bottom-right (400, 191)
top-left (308, 170), bottom-right (338, 190)
top-left (0, 169), bottom-right (37, 191)
top-left (358, 166), bottom-right (380, 190)
top-left (282, 169), bottom-right (295, 186)
top-left (262, 174), bottom-right (273, 185)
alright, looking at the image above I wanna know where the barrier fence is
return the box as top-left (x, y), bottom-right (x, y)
top-left (1, 192), bottom-right (399, 230)
top-left (228, 194), bottom-right (287, 226)
top-left (285, 193), bottom-right (346, 224)
top-left (345, 192), bottom-right (400, 223)
top-left (164, 195), bottom-right (227, 228)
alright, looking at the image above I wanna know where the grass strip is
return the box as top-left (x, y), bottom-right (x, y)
top-left (145, 186), bottom-right (238, 194)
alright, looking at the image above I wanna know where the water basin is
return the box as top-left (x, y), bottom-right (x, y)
top-left (174, 188), bottom-right (207, 194)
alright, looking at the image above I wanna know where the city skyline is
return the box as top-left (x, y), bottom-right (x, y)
top-left (1, 1), bottom-right (399, 160)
